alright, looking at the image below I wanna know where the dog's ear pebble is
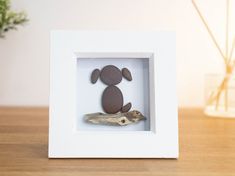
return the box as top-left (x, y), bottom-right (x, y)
top-left (91, 69), bottom-right (100, 83)
top-left (122, 68), bottom-right (132, 81)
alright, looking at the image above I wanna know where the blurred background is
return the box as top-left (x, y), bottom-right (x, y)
top-left (0, 0), bottom-right (234, 107)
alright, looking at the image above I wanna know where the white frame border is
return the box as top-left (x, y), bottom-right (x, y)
top-left (49, 31), bottom-right (178, 158)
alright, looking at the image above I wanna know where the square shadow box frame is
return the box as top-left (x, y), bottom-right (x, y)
top-left (49, 31), bottom-right (178, 158)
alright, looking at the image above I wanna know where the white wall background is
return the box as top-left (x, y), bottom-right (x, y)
top-left (0, 0), bottom-right (234, 107)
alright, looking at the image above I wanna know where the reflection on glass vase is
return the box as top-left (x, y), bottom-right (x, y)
top-left (204, 74), bottom-right (235, 118)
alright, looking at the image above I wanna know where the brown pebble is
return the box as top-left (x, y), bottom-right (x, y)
top-left (91, 69), bottom-right (100, 84)
top-left (121, 103), bottom-right (132, 113)
top-left (102, 85), bottom-right (123, 114)
top-left (122, 68), bottom-right (132, 81)
top-left (100, 65), bottom-right (122, 85)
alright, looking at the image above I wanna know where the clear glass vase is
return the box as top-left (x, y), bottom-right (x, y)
top-left (204, 74), bottom-right (235, 118)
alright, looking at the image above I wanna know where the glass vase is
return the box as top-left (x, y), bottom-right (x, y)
top-left (204, 74), bottom-right (235, 118)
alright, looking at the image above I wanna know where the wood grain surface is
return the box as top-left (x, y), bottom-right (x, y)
top-left (0, 107), bottom-right (235, 176)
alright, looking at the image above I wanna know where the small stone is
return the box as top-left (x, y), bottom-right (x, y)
top-left (91, 69), bottom-right (100, 83)
top-left (102, 85), bottom-right (123, 114)
top-left (122, 68), bottom-right (132, 81)
top-left (121, 103), bottom-right (132, 113)
top-left (100, 65), bottom-right (122, 85)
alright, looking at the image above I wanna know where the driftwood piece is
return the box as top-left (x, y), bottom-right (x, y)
top-left (84, 110), bottom-right (146, 126)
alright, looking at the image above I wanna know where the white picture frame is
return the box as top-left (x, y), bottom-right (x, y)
top-left (49, 31), bottom-right (178, 158)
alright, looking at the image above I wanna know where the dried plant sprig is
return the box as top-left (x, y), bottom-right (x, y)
top-left (193, 0), bottom-right (235, 111)
top-left (228, 38), bottom-right (235, 65)
top-left (192, 0), bottom-right (227, 64)
top-left (0, 0), bottom-right (28, 38)
top-left (224, 0), bottom-right (230, 110)
top-left (226, 0), bottom-right (230, 59)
